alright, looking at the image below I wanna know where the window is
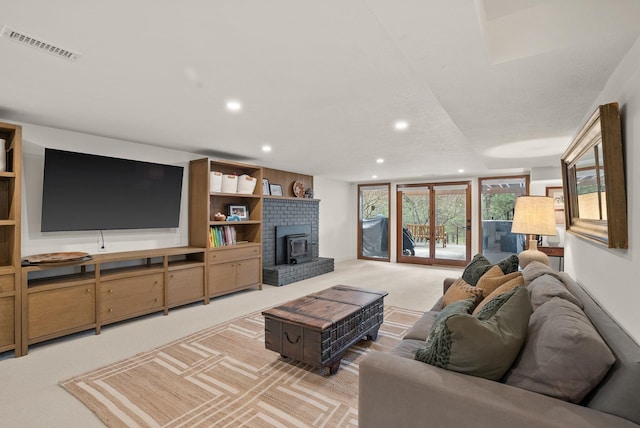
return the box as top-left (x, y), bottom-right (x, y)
top-left (358, 184), bottom-right (390, 261)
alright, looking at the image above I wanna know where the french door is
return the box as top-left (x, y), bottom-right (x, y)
top-left (397, 182), bottom-right (471, 266)
top-left (478, 175), bottom-right (529, 263)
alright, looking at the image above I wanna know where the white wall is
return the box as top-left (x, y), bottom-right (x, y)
top-left (564, 36), bottom-right (640, 342)
top-left (13, 122), bottom-right (358, 262)
top-left (314, 176), bottom-right (357, 262)
top-left (16, 122), bottom-right (200, 256)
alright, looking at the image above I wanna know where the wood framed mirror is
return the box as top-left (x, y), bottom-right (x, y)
top-left (561, 102), bottom-right (628, 248)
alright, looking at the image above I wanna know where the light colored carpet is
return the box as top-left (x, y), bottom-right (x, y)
top-left (60, 305), bottom-right (422, 428)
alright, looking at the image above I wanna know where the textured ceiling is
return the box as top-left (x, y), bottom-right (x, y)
top-left (1, 0), bottom-right (639, 182)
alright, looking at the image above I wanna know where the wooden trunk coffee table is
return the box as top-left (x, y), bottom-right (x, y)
top-left (262, 285), bottom-right (388, 375)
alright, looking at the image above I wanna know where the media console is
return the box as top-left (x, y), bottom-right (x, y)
top-left (20, 247), bottom-right (206, 356)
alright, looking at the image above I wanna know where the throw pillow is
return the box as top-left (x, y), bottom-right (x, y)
top-left (415, 287), bottom-right (531, 381)
top-left (476, 265), bottom-right (524, 296)
top-left (430, 297), bottom-right (476, 333)
top-left (528, 274), bottom-right (583, 311)
top-left (461, 253), bottom-right (519, 286)
top-left (503, 297), bottom-right (615, 403)
top-left (442, 278), bottom-right (483, 308)
top-left (473, 275), bottom-right (525, 315)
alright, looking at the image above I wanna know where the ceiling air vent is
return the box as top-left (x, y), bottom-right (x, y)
top-left (1, 25), bottom-right (81, 61)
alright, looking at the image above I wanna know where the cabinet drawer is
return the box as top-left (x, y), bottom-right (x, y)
top-left (28, 285), bottom-right (96, 340)
top-left (0, 274), bottom-right (15, 292)
top-left (0, 296), bottom-right (14, 347)
top-left (100, 273), bottom-right (164, 322)
top-left (209, 245), bottom-right (260, 264)
top-left (167, 266), bottom-right (204, 305)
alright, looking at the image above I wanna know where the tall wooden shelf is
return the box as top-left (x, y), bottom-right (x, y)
top-left (189, 158), bottom-right (263, 298)
top-left (0, 122), bottom-right (21, 357)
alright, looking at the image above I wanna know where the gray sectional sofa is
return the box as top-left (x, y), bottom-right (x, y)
top-left (359, 262), bottom-right (640, 427)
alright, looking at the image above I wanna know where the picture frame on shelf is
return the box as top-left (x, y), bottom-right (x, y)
top-left (227, 204), bottom-right (249, 220)
top-left (546, 186), bottom-right (565, 225)
top-left (262, 178), bottom-right (270, 195)
top-left (269, 183), bottom-right (283, 196)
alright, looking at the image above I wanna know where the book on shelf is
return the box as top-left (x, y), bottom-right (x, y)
top-left (209, 225), bottom-right (237, 247)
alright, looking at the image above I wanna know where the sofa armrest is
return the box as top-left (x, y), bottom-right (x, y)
top-left (443, 277), bottom-right (456, 294)
top-left (358, 351), bottom-right (638, 428)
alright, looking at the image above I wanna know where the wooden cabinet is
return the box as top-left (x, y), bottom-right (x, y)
top-left (0, 122), bottom-right (21, 356)
top-left (189, 158), bottom-right (263, 297)
top-left (0, 296), bottom-right (15, 347)
top-left (167, 266), bottom-right (205, 307)
top-left (208, 245), bottom-right (261, 297)
top-left (99, 272), bottom-right (164, 324)
top-left (27, 283), bottom-right (95, 341)
top-left (20, 247), bottom-right (205, 355)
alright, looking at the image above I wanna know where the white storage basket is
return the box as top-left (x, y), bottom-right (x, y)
top-left (209, 171), bottom-right (223, 192)
top-left (221, 174), bottom-right (238, 193)
top-left (237, 174), bottom-right (257, 194)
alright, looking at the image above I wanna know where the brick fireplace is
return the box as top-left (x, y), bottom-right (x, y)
top-left (262, 198), bottom-right (334, 286)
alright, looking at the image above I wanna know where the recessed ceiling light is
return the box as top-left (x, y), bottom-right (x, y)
top-left (394, 120), bottom-right (409, 131)
top-left (376, 158), bottom-right (384, 164)
top-left (262, 145), bottom-right (272, 153)
top-left (372, 175), bottom-right (378, 179)
top-left (226, 100), bottom-right (242, 112)
top-left (458, 169), bottom-right (464, 173)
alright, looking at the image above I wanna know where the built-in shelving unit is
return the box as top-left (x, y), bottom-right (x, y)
top-left (2, 146), bottom-right (316, 359)
top-left (0, 122), bottom-right (21, 357)
top-left (21, 247), bottom-right (205, 355)
top-left (189, 158), bottom-right (263, 298)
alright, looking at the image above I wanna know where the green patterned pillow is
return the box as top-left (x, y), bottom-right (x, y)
top-left (428, 297), bottom-right (476, 337)
top-left (461, 254), bottom-right (519, 286)
top-left (415, 287), bottom-right (531, 380)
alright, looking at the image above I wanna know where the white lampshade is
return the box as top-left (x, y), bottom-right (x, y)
top-left (511, 196), bottom-right (557, 268)
top-left (511, 196), bottom-right (557, 236)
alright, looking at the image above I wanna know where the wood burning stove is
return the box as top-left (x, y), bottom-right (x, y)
top-left (275, 224), bottom-right (313, 265)
top-left (286, 233), bottom-right (311, 264)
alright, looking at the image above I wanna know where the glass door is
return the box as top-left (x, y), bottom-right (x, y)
top-left (478, 175), bottom-right (529, 263)
top-left (397, 182), bottom-right (470, 266)
top-left (358, 184), bottom-right (390, 261)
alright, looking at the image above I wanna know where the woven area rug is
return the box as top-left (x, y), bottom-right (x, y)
top-left (61, 306), bottom-right (422, 428)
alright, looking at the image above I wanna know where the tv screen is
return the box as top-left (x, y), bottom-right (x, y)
top-left (41, 149), bottom-right (184, 232)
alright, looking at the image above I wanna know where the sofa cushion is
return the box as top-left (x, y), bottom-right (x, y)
top-left (414, 287), bottom-right (531, 381)
top-left (462, 253), bottom-right (519, 286)
top-left (527, 273), bottom-right (583, 310)
top-left (476, 265), bottom-right (523, 297)
top-left (442, 278), bottom-right (483, 307)
top-left (403, 311), bottom-right (438, 341)
top-left (522, 260), bottom-right (564, 286)
top-left (503, 297), bottom-right (615, 403)
top-left (472, 276), bottom-right (524, 315)
top-left (390, 339), bottom-right (428, 359)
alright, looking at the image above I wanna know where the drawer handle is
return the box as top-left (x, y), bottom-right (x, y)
top-left (109, 289), bottom-right (113, 293)
top-left (108, 308), bottom-right (113, 312)
top-left (285, 332), bottom-right (300, 345)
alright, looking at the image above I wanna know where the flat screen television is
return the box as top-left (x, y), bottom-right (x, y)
top-left (41, 148), bottom-right (184, 232)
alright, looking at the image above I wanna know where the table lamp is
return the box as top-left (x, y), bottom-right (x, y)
top-left (511, 196), bottom-right (557, 268)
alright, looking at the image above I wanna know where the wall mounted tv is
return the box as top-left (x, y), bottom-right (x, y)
top-left (41, 148), bottom-right (184, 232)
